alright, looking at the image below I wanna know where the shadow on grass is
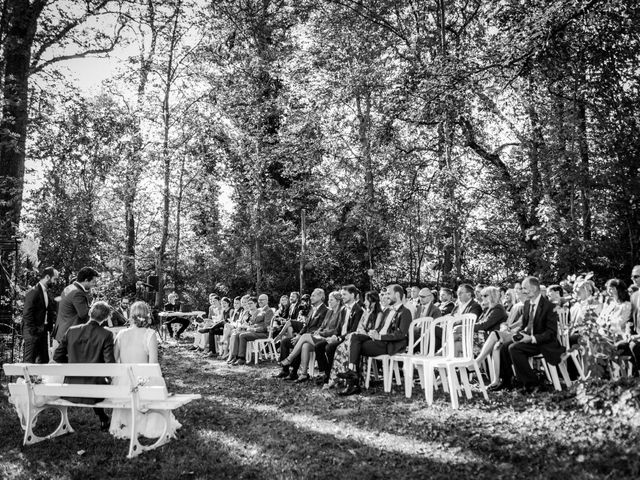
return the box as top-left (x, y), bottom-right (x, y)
top-left (1, 347), bottom-right (639, 479)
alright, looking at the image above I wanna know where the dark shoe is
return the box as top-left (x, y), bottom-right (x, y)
top-left (487, 381), bottom-right (512, 392)
top-left (315, 375), bottom-right (328, 385)
top-left (273, 370), bottom-right (289, 379)
top-left (284, 373), bottom-right (299, 381)
top-left (295, 374), bottom-right (310, 383)
top-left (226, 357), bottom-right (236, 364)
top-left (188, 346), bottom-right (198, 351)
top-left (337, 369), bottom-right (358, 381)
top-left (338, 384), bottom-right (361, 396)
top-left (234, 359), bottom-right (246, 366)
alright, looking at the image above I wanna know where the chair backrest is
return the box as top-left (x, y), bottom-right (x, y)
top-left (407, 317), bottom-right (433, 355)
top-left (556, 308), bottom-right (570, 350)
top-left (428, 314), bottom-right (455, 356)
top-left (443, 314), bottom-right (476, 360)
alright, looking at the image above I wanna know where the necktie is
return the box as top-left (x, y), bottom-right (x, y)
top-left (529, 303), bottom-right (536, 334)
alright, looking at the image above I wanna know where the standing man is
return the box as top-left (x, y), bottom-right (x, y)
top-left (338, 284), bottom-right (413, 396)
top-left (53, 301), bottom-right (115, 431)
top-left (415, 288), bottom-right (442, 320)
top-left (22, 267), bottom-right (58, 363)
top-left (54, 266), bottom-right (99, 346)
top-left (491, 276), bottom-right (564, 392)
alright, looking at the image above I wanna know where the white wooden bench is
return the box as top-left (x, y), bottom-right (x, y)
top-left (3, 363), bottom-right (201, 458)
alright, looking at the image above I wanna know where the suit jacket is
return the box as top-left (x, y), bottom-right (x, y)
top-left (414, 302), bottom-right (441, 320)
top-left (522, 295), bottom-right (564, 364)
top-left (474, 304), bottom-right (508, 332)
top-left (260, 306), bottom-right (274, 325)
top-left (299, 303), bottom-right (328, 335)
top-left (288, 301), bottom-right (301, 321)
top-left (452, 299), bottom-right (483, 319)
top-left (53, 321), bottom-right (115, 404)
top-left (336, 302), bottom-right (363, 341)
top-left (54, 282), bottom-right (92, 342)
top-left (439, 300), bottom-right (455, 315)
top-left (22, 283), bottom-right (56, 337)
top-left (380, 304), bottom-right (413, 355)
top-left (110, 307), bottom-right (129, 327)
top-left (316, 308), bottom-right (342, 337)
top-left (249, 309), bottom-right (270, 334)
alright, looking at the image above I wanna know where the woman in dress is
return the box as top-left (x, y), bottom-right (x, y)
top-left (109, 301), bottom-right (181, 439)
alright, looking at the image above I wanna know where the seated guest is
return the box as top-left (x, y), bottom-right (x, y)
top-left (481, 287), bottom-right (527, 386)
top-left (225, 295), bottom-right (250, 361)
top-left (191, 294), bottom-right (220, 351)
top-left (229, 297), bottom-right (269, 366)
top-left (326, 290), bottom-right (384, 388)
top-left (271, 294), bottom-right (291, 337)
top-left (163, 292), bottom-right (189, 340)
top-left (415, 288), bottom-right (441, 320)
top-left (631, 265), bottom-right (640, 329)
top-left (53, 301), bottom-right (115, 431)
top-left (547, 285), bottom-right (566, 309)
top-left (315, 284), bottom-right (363, 382)
top-left (288, 291), bottom-right (301, 321)
top-left (452, 284), bottom-right (483, 317)
top-left (110, 297), bottom-right (130, 327)
top-left (490, 276), bottom-right (564, 392)
top-left (599, 279), bottom-right (638, 374)
top-left (438, 287), bottom-right (455, 315)
top-left (474, 284), bottom-right (486, 303)
top-left (502, 288), bottom-right (516, 312)
top-left (275, 294), bottom-right (311, 341)
top-left (258, 294), bottom-right (275, 324)
top-left (337, 284), bottom-right (412, 396)
top-left (199, 296), bottom-right (234, 357)
top-left (275, 288), bottom-right (328, 381)
top-left (475, 287), bottom-right (508, 334)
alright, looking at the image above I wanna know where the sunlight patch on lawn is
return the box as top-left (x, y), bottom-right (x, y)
top-left (209, 395), bottom-right (488, 464)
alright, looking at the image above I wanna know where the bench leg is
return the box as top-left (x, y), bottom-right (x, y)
top-left (24, 406), bottom-right (74, 445)
top-left (127, 410), bottom-right (173, 459)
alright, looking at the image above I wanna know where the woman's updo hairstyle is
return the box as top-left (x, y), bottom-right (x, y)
top-left (130, 301), bottom-right (152, 328)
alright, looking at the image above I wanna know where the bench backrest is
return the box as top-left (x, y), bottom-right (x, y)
top-left (3, 363), bottom-right (169, 401)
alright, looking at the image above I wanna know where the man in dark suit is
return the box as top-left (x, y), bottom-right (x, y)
top-left (415, 288), bottom-right (442, 320)
top-left (451, 284), bottom-right (483, 318)
top-left (22, 267), bottom-right (59, 363)
top-left (288, 292), bottom-right (301, 322)
top-left (53, 266), bottom-right (99, 345)
top-left (275, 288), bottom-right (328, 381)
top-left (491, 276), bottom-right (565, 392)
top-left (109, 297), bottom-right (130, 327)
top-left (53, 301), bottom-right (115, 431)
top-left (338, 284), bottom-right (413, 396)
top-left (438, 287), bottom-right (455, 315)
top-left (163, 292), bottom-right (189, 339)
top-left (315, 284), bottom-right (363, 378)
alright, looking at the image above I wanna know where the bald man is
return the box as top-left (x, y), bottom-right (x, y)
top-left (414, 288), bottom-right (442, 320)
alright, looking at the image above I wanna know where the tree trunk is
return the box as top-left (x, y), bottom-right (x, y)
top-left (156, 2), bottom-right (181, 308)
top-left (173, 153), bottom-right (186, 287)
top-left (576, 100), bottom-right (592, 241)
top-left (0, 0), bottom-right (45, 235)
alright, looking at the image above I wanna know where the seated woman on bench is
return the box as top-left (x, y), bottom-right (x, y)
top-left (110, 301), bottom-right (181, 439)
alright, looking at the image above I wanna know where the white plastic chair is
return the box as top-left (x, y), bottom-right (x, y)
top-left (249, 318), bottom-right (278, 364)
top-left (421, 314), bottom-right (489, 409)
top-left (533, 309), bottom-right (577, 390)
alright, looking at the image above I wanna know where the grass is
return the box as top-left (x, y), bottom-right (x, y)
top-left (1, 341), bottom-right (640, 480)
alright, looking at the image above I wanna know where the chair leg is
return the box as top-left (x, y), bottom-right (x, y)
top-left (446, 365), bottom-right (459, 409)
top-left (393, 361), bottom-right (401, 386)
top-left (546, 363), bottom-right (562, 391)
top-left (365, 358), bottom-right (373, 390)
top-left (570, 352), bottom-right (586, 380)
top-left (558, 361), bottom-right (572, 387)
top-left (473, 361), bottom-right (489, 401)
top-left (459, 367), bottom-right (473, 400)
top-left (308, 352), bottom-right (316, 377)
top-left (404, 360), bottom-right (413, 398)
top-left (382, 358), bottom-right (391, 393)
top-left (438, 367), bottom-right (449, 393)
top-left (424, 364), bottom-right (435, 405)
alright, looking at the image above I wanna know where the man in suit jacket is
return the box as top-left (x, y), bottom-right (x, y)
top-left (631, 265), bottom-right (640, 330)
top-left (53, 266), bottom-right (99, 345)
top-left (451, 284), bottom-right (483, 318)
top-left (53, 301), bottom-right (115, 430)
top-left (493, 276), bottom-right (565, 392)
top-left (438, 287), bottom-right (455, 315)
top-left (288, 292), bottom-right (301, 322)
top-left (315, 285), bottom-right (363, 379)
top-left (275, 288), bottom-right (328, 380)
top-left (338, 284), bottom-right (413, 396)
top-left (109, 297), bottom-right (130, 327)
top-left (414, 288), bottom-right (442, 320)
top-left (22, 267), bottom-right (59, 363)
